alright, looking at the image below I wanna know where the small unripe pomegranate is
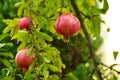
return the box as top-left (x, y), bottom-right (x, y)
top-left (55, 14), bottom-right (80, 40)
top-left (19, 17), bottom-right (32, 30)
top-left (15, 48), bottom-right (34, 72)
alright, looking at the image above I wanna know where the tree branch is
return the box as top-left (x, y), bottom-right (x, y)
top-left (59, 0), bottom-right (64, 15)
top-left (28, 0), bottom-right (38, 50)
top-left (70, 0), bottom-right (103, 80)
top-left (100, 63), bottom-right (120, 74)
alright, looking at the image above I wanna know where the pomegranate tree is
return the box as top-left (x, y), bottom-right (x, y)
top-left (19, 17), bottom-right (32, 30)
top-left (15, 48), bottom-right (35, 72)
top-left (55, 14), bottom-right (80, 40)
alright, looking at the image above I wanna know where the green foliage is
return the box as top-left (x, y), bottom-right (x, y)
top-left (0, 0), bottom-right (112, 80)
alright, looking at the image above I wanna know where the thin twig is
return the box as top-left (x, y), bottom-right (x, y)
top-left (70, 0), bottom-right (103, 80)
top-left (59, 0), bottom-right (64, 15)
top-left (28, 0), bottom-right (38, 50)
top-left (100, 63), bottom-right (120, 74)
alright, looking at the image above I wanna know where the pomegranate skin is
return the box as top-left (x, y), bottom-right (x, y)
top-left (55, 14), bottom-right (80, 38)
top-left (19, 17), bottom-right (32, 30)
top-left (15, 48), bottom-right (34, 70)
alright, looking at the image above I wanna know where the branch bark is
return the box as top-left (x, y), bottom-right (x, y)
top-left (70, 0), bottom-right (103, 80)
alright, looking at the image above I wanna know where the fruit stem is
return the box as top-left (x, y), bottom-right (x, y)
top-left (70, 0), bottom-right (103, 80)
top-left (63, 36), bottom-right (70, 42)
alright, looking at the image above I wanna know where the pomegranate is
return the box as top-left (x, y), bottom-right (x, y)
top-left (15, 48), bottom-right (34, 72)
top-left (19, 17), bottom-right (32, 30)
top-left (55, 14), bottom-right (80, 40)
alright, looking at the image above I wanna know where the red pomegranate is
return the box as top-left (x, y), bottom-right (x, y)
top-left (19, 17), bottom-right (32, 30)
top-left (15, 48), bottom-right (34, 72)
top-left (55, 14), bottom-right (80, 40)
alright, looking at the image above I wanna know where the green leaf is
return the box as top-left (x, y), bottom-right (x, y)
top-left (1, 76), bottom-right (14, 80)
top-left (17, 41), bottom-right (27, 51)
top-left (57, 7), bottom-right (70, 14)
top-left (49, 75), bottom-right (59, 80)
top-left (113, 51), bottom-right (119, 60)
top-left (67, 72), bottom-right (79, 80)
top-left (42, 56), bottom-right (52, 63)
top-left (107, 27), bottom-right (110, 32)
top-left (24, 72), bottom-right (36, 80)
top-left (0, 33), bottom-right (9, 42)
top-left (36, 32), bottom-right (53, 41)
top-left (0, 52), bottom-right (14, 59)
top-left (47, 64), bottom-right (60, 72)
top-left (46, 20), bottom-right (56, 34)
top-left (0, 59), bottom-right (11, 67)
top-left (14, 2), bottom-right (22, 7)
top-left (28, 61), bottom-right (35, 72)
top-left (91, 16), bottom-right (101, 38)
top-left (43, 65), bottom-right (49, 80)
top-left (101, 0), bottom-right (109, 14)
top-left (0, 43), bottom-right (13, 48)
top-left (79, 29), bottom-right (85, 38)
top-left (3, 18), bottom-right (19, 34)
top-left (17, 0), bottom-right (26, 16)
top-left (84, 19), bottom-right (91, 35)
top-left (27, 46), bottom-right (33, 57)
top-left (11, 30), bottom-right (28, 42)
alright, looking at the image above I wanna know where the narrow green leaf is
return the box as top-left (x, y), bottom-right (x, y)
top-left (0, 52), bottom-right (14, 59)
top-left (47, 64), bottom-right (60, 72)
top-left (42, 56), bottom-right (52, 63)
top-left (17, 41), bottom-right (27, 51)
top-left (57, 7), bottom-right (70, 14)
top-left (79, 29), bottom-right (85, 38)
top-left (0, 33), bottom-right (9, 42)
top-left (43, 65), bottom-right (49, 80)
top-left (37, 32), bottom-right (53, 41)
top-left (0, 43), bottom-right (5, 48)
top-left (17, 0), bottom-right (25, 16)
top-left (14, 2), bottom-right (22, 7)
top-left (11, 30), bottom-right (28, 43)
top-left (2, 19), bottom-right (12, 25)
top-left (3, 18), bottom-right (19, 34)
top-left (84, 19), bottom-right (91, 35)
top-left (113, 51), bottom-right (119, 60)
top-left (47, 20), bottom-right (56, 34)
top-left (0, 59), bottom-right (11, 67)
top-left (67, 72), bottom-right (79, 80)
top-left (101, 0), bottom-right (109, 14)
top-left (28, 61), bottom-right (35, 72)
top-left (49, 75), bottom-right (59, 80)
top-left (3, 25), bottom-right (13, 33)
top-left (1, 76), bottom-right (14, 80)
top-left (27, 46), bottom-right (33, 57)
top-left (0, 43), bottom-right (13, 48)
top-left (91, 16), bottom-right (101, 38)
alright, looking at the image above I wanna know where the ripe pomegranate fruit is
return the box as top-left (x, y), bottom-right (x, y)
top-left (19, 17), bottom-right (32, 30)
top-left (15, 48), bottom-right (34, 72)
top-left (55, 14), bottom-right (80, 40)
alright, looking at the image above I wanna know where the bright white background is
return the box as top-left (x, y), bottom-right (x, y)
top-left (102, 0), bottom-right (120, 67)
